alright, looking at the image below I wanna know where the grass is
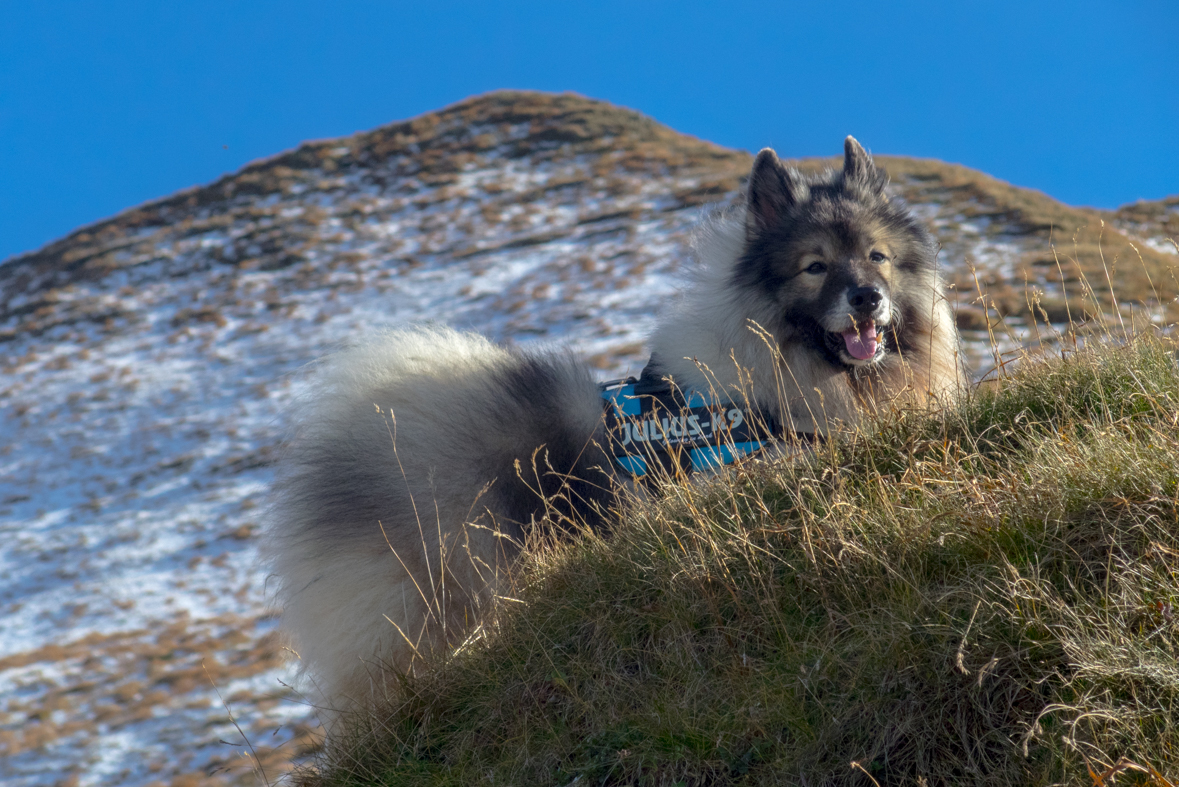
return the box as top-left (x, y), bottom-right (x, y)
top-left (293, 331), bottom-right (1179, 786)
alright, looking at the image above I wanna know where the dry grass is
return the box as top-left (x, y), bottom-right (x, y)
top-left (293, 328), bottom-right (1179, 786)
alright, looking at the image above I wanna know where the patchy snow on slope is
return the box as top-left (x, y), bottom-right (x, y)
top-left (0, 138), bottom-right (713, 784)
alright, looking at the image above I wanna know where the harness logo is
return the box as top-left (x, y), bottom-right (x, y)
top-left (599, 378), bottom-right (777, 478)
top-left (613, 406), bottom-right (745, 446)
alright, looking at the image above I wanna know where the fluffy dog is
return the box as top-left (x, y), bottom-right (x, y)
top-left (264, 137), bottom-right (964, 717)
top-left (646, 137), bottom-right (963, 434)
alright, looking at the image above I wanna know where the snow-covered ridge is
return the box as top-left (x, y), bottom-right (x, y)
top-left (1, 90), bottom-right (1175, 785)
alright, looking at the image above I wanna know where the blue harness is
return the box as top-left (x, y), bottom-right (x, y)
top-left (598, 372), bottom-right (786, 479)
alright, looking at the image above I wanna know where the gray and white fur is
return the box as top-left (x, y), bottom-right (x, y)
top-left (264, 137), bottom-right (964, 718)
top-left (265, 327), bottom-right (614, 714)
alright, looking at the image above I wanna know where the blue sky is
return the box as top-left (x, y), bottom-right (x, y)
top-left (1, 0), bottom-right (1175, 263)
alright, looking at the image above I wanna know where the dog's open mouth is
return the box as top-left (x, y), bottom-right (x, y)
top-left (839, 321), bottom-right (878, 361)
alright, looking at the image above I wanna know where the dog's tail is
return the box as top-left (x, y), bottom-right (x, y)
top-left (262, 325), bottom-right (614, 716)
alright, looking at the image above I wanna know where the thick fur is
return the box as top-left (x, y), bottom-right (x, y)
top-left (266, 327), bottom-right (614, 713)
top-left (264, 137), bottom-right (965, 718)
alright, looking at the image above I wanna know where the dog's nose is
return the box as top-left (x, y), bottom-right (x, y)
top-left (847, 286), bottom-right (883, 313)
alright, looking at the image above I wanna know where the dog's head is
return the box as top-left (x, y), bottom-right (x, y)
top-left (733, 137), bottom-right (939, 368)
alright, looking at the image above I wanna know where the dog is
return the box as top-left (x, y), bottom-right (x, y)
top-left (264, 137), bottom-right (964, 718)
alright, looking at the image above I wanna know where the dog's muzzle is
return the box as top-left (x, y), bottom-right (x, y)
top-left (825, 286), bottom-right (889, 364)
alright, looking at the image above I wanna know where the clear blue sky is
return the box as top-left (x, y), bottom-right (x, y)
top-left (1, 0), bottom-right (1175, 263)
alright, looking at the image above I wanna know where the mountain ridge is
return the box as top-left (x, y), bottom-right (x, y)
top-left (5, 89), bottom-right (1174, 277)
top-left (5, 90), bottom-right (1175, 353)
top-left (0, 91), bottom-right (741, 272)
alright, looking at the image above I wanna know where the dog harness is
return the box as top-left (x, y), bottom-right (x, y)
top-left (599, 359), bottom-right (797, 479)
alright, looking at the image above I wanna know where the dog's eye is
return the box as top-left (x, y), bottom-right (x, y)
top-left (804, 262), bottom-right (826, 274)
top-left (870, 251), bottom-right (887, 263)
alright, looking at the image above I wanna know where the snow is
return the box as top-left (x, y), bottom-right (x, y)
top-left (0, 138), bottom-right (705, 783)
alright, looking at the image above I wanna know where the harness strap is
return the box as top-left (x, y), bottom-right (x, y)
top-left (599, 358), bottom-right (812, 479)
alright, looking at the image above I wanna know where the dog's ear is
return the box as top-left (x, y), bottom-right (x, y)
top-left (843, 136), bottom-right (886, 194)
top-left (747, 148), bottom-right (799, 234)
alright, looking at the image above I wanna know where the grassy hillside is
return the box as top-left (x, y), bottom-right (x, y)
top-left (295, 333), bottom-right (1179, 787)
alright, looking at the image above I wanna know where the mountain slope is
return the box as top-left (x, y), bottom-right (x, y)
top-left (0, 90), bottom-right (1175, 786)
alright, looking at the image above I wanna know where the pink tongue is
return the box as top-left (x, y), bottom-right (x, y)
top-left (842, 324), bottom-right (878, 360)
